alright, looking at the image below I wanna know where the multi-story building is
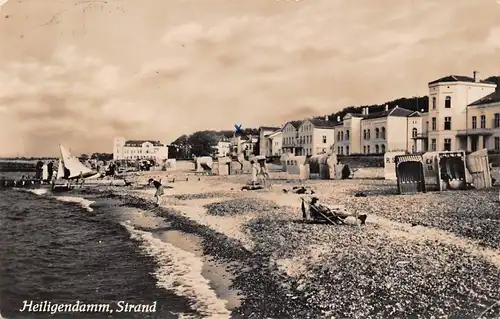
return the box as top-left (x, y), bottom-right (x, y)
top-left (214, 139), bottom-right (231, 157)
top-left (113, 138), bottom-right (169, 161)
top-left (334, 106), bottom-right (415, 155)
top-left (463, 83), bottom-right (500, 152)
top-left (297, 118), bottom-right (336, 156)
top-left (282, 121), bottom-right (302, 155)
top-left (258, 126), bottom-right (281, 156)
top-left (268, 129), bottom-right (283, 156)
top-left (423, 72), bottom-right (496, 152)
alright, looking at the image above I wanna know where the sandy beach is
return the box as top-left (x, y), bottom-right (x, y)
top-left (72, 164), bottom-right (500, 318)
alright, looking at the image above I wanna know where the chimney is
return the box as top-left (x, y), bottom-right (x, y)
top-left (385, 104), bottom-right (389, 111)
top-left (337, 115), bottom-right (341, 122)
top-left (365, 107), bottom-right (369, 115)
top-left (473, 70), bottom-right (480, 82)
top-left (325, 115), bottom-right (329, 121)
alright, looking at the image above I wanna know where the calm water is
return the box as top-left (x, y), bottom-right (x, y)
top-left (0, 189), bottom-right (197, 319)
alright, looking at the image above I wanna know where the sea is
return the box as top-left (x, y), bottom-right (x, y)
top-left (0, 187), bottom-right (236, 319)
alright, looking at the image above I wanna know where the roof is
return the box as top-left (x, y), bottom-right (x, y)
top-left (362, 106), bottom-right (414, 120)
top-left (259, 126), bottom-right (280, 131)
top-left (428, 75), bottom-right (495, 86)
top-left (124, 140), bottom-right (164, 147)
top-left (468, 89), bottom-right (500, 106)
top-left (268, 129), bottom-right (282, 138)
top-left (284, 120), bottom-right (303, 129)
top-left (307, 119), bottom-right (337, 129)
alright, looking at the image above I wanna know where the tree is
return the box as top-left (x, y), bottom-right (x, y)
top-left (90, 153), bottom-right (113, 161)
top-left (187, 130), bottom-right (218, 157)
top-left (172, 134), bottom-right (189, 146)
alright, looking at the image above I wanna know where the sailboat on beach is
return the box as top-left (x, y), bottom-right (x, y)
top-left (51, 145), bottom-right (100, 190)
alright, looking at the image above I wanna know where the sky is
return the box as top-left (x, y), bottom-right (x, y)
top-left (0, 0), bottom-right (499, 157)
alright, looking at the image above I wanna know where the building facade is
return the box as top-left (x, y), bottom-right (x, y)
top-left (113, 138), bottom-right (169, 161)
top-left (258, 126), bottom-right (281, 156)
top-left (281, 121), bottom-right (302, 155)
top-left (297, 119), bottom-right (336, 156)
top-left (214, 139), bottom-right (231, 157)
top-left (424, 73), bottom-right (496, 152)
top-left (268, 130), bottom-right (283, 156)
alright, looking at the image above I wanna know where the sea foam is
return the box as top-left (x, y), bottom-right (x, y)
top-left (122, 222), bottom-right (231, 319)
top-left (55, 196), bottom-right (95, 212)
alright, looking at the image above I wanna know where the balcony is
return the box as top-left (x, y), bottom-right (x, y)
top-left (411, 132), bottom-right (428, 139)
top-left (456, 128), bottom-right (493, 137)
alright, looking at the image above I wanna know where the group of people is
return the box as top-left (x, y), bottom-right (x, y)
top-left (250, 158), bottom-right (270, 188)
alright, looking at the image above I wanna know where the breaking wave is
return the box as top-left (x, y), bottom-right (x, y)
top-left (54, 196), bottom-right (95, 212)
top-left (121, 222), bottom-right (231, 318)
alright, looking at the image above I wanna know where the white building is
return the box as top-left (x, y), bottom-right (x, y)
top-left (215, 139), bottom-right (231, 157)
top-left (113, 138), bottom-right (169, 161)
top-left (422, 72), bottom-right (497, 152)
top-left (282, 121), bottom-right (302, 155)
top-left (297, 118), bottom-right (336, 156)
top-left (258, 126), bottom-right (281, 156)
top-left (268, 129), bottom-right (283, 156)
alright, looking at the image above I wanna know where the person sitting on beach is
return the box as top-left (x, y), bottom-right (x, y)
top-left (148, 178), bottom-right (164, 206)
top-left (308, 197), bottom-right (367, 225)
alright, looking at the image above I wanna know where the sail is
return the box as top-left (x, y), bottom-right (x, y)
top-left (42, 163), bottom-right (48, 180)
top-left (56, 158), bottom-right (64, 179)
top-left (59, 145), bottom-right (95, 179)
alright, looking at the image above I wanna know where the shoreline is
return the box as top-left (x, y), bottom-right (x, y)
top-left (15, 168), bottom-right (500, 318)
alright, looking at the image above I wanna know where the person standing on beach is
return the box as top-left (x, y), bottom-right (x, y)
top-left (250, 160), bottom-right (259, 186)
top-left (149, 178), bottom-right (164, 206)
top-left (47, 161), bottom-right (54, 181)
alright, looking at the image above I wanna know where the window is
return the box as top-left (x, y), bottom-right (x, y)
top-left (345, 130), bottom-right (349, 140)
top-left (426, 121), bottom-right (429, 132)
top-left (432, 97), bottom-right (436, 109)
top-left (337, 132), bottom-right (341, 141)
top-left (322, 135), bottom-right (327, 143)
top-left (444, 138), bottom-right (451, 151)
top-left (381, 144), bottom-right (386, 153)
top-left (495, 113), bottom-right (500, 128)
top-left (480, 115), bottom-right (486, 129)
top-left (432, 118), bottom-right (436, 130)
top-left (337, 146), bottom-right (341, 154)
top-left (346, 146), bottom-right (350, 155)
top-left (375, 145), bottom-right (380, 153)
top-left (381, 127), bottom-right (386, 139)
top-left (363, 130), bottom-right (367, 140)
top-left (444, 117), bottom-right (451, 130)
top-left (367, 145), bottom-right (371, 153)
top-left (472, 116), bottom-right (477, 129)
top-left (340, 131), bottom-right (344, 140)
top-left (412, 128), bottom-right (418, 138)
top-left (431, 139), bottom-right (437, 151)
top-left (367, 129), bottom-right (371, 139)
top-left (495, 137), bottom-right (500, 151)
top-left (363, 145), bottom-right (366, 154)
top-left (445, 96), bottom-right (451, 108)
top-left (375, 128), bottom-right (380, 139)
top-left (341, 146), bottom-right (344, 155)
top-left (412, 144), bottom-right (416, 153)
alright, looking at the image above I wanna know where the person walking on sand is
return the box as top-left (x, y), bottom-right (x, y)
top-left (149, 178), bottom-right (164, 206)
top-left (250, 160), bottom-right (259, 186)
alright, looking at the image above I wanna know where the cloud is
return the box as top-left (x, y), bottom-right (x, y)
top-left (0, 0), bottom-right (500, 156)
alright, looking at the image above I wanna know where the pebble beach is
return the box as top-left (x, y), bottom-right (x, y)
top-left (74, 164), bottom-right (500, 319)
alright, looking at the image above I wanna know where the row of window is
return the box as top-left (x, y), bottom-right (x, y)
top-left (429, 113), bottom-right (500, 131)
top-left (285, 136), bottom-right (329, 145)
top-left (363, 127), bottom-right (386, 140)
top-left (429, 137), bottom-right (500, 151)
top-left (336, 144), bottom-right (387, 155)
top-left (431, 96), bottom-right (452, 109)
